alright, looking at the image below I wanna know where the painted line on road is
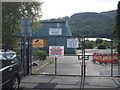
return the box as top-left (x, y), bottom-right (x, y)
top-left (32, 60), bottom-right (55, 73)
top-left (33, 62), bottom-right (49, 72)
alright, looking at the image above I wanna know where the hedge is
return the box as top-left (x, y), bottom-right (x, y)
top-left (37, 50), bottom-right (47, 60)
top-left (97, 44), bottom-right (107, 49)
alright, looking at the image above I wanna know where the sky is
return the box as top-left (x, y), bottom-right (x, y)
top-left (41, 0), bottom-right (119, 20)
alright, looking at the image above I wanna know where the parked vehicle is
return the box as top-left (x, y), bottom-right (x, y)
top-left (0, 50), bottom-right (23, 90)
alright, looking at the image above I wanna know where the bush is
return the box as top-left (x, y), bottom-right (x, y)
top-left (85, 40), bottom-right (94, 49)
top-left (102, 40), bottom-right (110, 48)
top-left (37, 50), bottom-right (47, 60)
top-left (97, 44), bottom-right (107, 49)
top-left (95, 38), bottom-right (103, 45)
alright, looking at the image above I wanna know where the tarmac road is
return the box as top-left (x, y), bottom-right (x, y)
top-left (20, 50), bottom-right (120, 89)
top-left (32, 49), bottom-right (119, 76)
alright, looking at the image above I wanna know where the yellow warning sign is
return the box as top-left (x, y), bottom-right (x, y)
top-left (32, 39), bottom-right (47, 48)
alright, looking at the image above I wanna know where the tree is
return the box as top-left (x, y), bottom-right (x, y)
top-left (85, 40), bottom-right (94, 49)
top-left (95, 38), bottom-right (103, 45)
top-left (114, 1), bottom-right (120, 55)
top-left (102, 40), bottom-right (110, 48)
top-left (2, 1), bottom-right (42, 47)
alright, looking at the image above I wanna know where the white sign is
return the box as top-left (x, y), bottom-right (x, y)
top-left (49, 28), bottom-right (62, 35)
top-left (67, 39), bottom-right (79, 48)
top-left (49, 46), bottom-right (64, 56)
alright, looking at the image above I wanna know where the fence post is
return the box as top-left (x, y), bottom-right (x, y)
top-left (111, 38), bottom-right (113, 77)
top-left (55, 57), bottom-right (57, 75)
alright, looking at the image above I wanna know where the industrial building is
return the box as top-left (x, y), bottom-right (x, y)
top-left (32, 20), bottom-right (76, 54)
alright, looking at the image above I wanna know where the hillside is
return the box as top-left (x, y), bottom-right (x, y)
top-left (44, 10), bottom-right (116, 38)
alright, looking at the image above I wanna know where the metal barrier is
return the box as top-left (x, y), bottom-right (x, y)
top-left (93, 52), bottom-right (118, 64)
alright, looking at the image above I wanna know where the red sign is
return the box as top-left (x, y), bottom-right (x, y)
top-left (93, 52), bottom-right (118, 63)
top-left (49, 46), bottom-right (64, 56)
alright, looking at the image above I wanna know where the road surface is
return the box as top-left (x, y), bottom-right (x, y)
top-left (32, 49), bottom-right (119, 76)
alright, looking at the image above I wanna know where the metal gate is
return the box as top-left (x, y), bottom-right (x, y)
top-left (6, 34), bottom-right (119, 90)
top-left (6, 18), bottom-right (119, 77)
top-left (7, 35), bottom-right (120, 77)
top-left (30, 36), bottom-right (119, 77)
top-left (31, 36), bottom-right (82, 76)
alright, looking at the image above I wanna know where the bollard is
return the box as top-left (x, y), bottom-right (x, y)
top-left (80, 62), bottom-right (87, 77)
top-left (55, 57), bottom-right (57, 75)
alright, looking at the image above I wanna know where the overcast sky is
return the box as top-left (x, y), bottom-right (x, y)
top-left (41, 0), bottom-right (119, 20)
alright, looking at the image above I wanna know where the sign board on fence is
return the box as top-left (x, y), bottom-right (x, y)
top-left (67, 38), bottom-right (79, 48)
top-left (49, 28), bottom-right (62, 35)
top-left (32, 39), bottom-right (47, 48)
top-left (49, 46), bottom-right (64, 56)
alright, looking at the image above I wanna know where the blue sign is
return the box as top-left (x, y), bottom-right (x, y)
top-left (21, 17), bottom-right (32, 36)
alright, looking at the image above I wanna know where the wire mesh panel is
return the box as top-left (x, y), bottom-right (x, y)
top-left (9, 35), bottom-right (119, 77)
top-left (84, 38), bottom-right (119, 77)
top-left (31, 36), bottom-right (81, 76)
top-left (56, 56), bottom-right (81, 76)
top-left (30, 36), bottom-right (119, 77)
top-left (86, 49), bottom-right (112, 76)
top-left (31, 55), bottom-right (55, 75)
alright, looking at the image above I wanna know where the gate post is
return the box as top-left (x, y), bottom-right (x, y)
top-left (81, 36), bottom-right (86, 77)
top-left (111, 37), bottom-right (113, 77)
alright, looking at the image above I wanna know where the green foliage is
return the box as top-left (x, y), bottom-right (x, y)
top-left (114, 1), bottom-right (120, 56)
top-left (118, 43), bottom-right (120, 55)
top-left (49, 10), bottom-right (116, 38)
top-left (48, 60), bottom-right (55, 64)
top-left (119, 56), bottom-right (120, 60)
top-left (70, 11), bottom-right (115, 37)
top-left (37, 50), bottom-right (47, 60)
top-left (95, 38), bottom-right (103, 45)
top-left (85, 40), bottom-right (94, 49)
top-left (2, 2), bottom-right (42, 47)
top-left (97, 44), bottom-right (107, 49)
top-left (102, 40), bottom-right (110, 48)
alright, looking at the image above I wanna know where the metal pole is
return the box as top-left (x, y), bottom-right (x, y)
top-left (80, 36), bottom-right (86, 89)
top-left (23, 34), bottom-right (27, 76)
top-left (54, 36), bottom-right (57, 75)
top-left (29, 37), bottom-right (32, 75)
top-left (111, 37), bottom-right (113, 77)
top-left (82, 36), bottom-right (86, 77)
top-left (27, 36), bottom-right (30, 75)
top-left (21, 35), bottom-right (24, 74)
top-left (21, 17), bottom-right (31, 76)
top-left (83, 37), bottom-right (86, 77)
top-left (55, 57), bottom-right (57, 75)
top-left (78, 37), bottom-right (82, 76)
top-left (81, 37), bottom-right (84, 77)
